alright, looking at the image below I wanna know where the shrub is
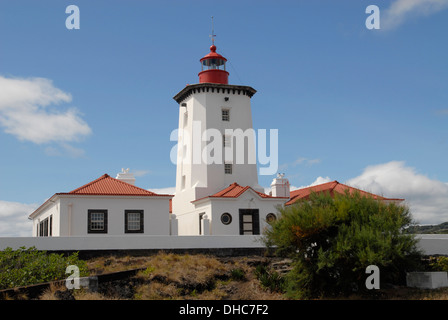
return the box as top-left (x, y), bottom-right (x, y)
top-left (0, 247), bottom-right (88, 290)
top-left (254, 265), bottom-right (285, 293)
top-left (263, 191), bottom-right (422, 299)
top-left (230, 268), bottom-right (246, 281)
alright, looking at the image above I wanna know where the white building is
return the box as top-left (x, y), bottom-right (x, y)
top-left (29, 43), bottom-right (402, 239)
top-left (29, 170), bottom-right (172, 237)
top-left (171, 44), bottom-right (288, 235)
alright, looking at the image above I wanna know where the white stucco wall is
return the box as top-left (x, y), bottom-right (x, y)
top-left (31, 195), bottom-right (171, 237)
top-left (32, 198), bottom-right (61, 237)
top-left (173, 86), bottom-right (262, 218)
top-left (176, 189), bottom-right (285, 236)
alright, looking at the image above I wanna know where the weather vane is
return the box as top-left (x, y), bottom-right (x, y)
top-left (209, 16), bottom-right (216, 45)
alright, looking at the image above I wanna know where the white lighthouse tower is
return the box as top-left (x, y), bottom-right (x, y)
top-left (171, 41), bottom-right (285, 235)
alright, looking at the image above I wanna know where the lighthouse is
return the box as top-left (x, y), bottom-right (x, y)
top-left (171, 41), bottom-right (285, 236)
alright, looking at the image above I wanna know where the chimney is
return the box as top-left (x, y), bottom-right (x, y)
top-left (270, 173), bottom-right (290, 198)
top-left (116, 168), bottom-right (136, 185)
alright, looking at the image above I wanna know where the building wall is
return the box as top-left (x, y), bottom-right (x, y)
top-left (173, 87), bottom-right (262, 218)
top-left (177, 190), bottom-right (285, 236)
top-left (33, 195), bottom-right (171, 237)
top-left (32, 199), bottom-right (61, 237)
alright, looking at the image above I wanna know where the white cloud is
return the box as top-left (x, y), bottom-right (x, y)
top-left (279, 156), bottom-right (321, 171)
top-left (0, 200), bottom-right (38, 237)
top-left (0, 75), bottom-right (91, 145)
top-left (347, 161), bottom-right (448, 225)
top-left (147, 187), bottom-right (176, 195)
top-left (382, 0), bottom-right (448, 30)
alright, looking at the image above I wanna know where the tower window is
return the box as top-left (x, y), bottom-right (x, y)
top-left (223, 134), bottom-right (231, 147)
top-left (224, 163), bottom-right (233, 174)
top-left (222, 109), bottom-right (230, 121)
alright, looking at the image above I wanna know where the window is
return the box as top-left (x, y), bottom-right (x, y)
top-left (222, 109), bottom-right (230, 121)
top-left (239, 209), bottom-right (260, 235)
top-left (181, 175), bottom-right (186, 190)
top-left (125, 210), bottom-right (144, 233)
top-left (88, 210), bottom-right (108, 233)
top-left (183, 111), bottom-right (188, 127)
top-left (224, 163), bottom-right (232, 174)
top-left (221, 213), bottom-right (232, 225)
top-left (49, 215), bottom-right (53, 236)
top-left (223, 134), bottom-right (231, 147)
top-left (266, 213), bottom-right (277, 223)
top-left (39, 218), bottom-right (49, 237)
top-left (199, 212), bottom-right (206, 235)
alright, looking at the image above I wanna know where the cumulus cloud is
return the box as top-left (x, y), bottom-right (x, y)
top-left (147, 186), bottom-right (176, 195)
top-left (0, 200), bottom-right (38, 237)
top-left (382, 0), bottom-right (448, 30)
top-left (347, 161), bottom-right (448, 225)
top-left (0, 75), bottom-right (91, 145)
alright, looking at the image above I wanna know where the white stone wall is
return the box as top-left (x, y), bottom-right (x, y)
top-left (32, 195), bottom-right (171, 237)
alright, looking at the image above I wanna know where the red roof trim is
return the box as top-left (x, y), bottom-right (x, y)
top-left (192, 182), bottom-right (288, 203)
top-left (286, 180), bottom-right (404, 206)
top-left (28, 174), bottom-right (173, 218)
top-left (63, 174), bottom-right (172, 197)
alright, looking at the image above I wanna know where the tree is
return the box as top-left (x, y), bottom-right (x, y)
top-left (263, 191), bottom-right (422, 298)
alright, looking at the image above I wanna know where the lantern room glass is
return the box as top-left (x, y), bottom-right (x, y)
top-left (201, 58), bottom-right (226, 71)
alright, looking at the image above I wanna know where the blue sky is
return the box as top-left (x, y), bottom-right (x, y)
top-left (1, 0), bottom-right (448, 236)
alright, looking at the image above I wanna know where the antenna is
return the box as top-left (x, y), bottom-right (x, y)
top-left (209, 16), bottom-right (216, 45)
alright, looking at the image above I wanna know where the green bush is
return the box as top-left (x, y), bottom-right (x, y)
top-left (428, 256), bottom-right (448, 272)
top-left (254, 265), bottom-right (285, 293)
top-left (263, 191), bottom-right (422, 299)
top-left (0, 247), bottom-right (88, 290)
top-left (230, 268), bottom-right (246, 281)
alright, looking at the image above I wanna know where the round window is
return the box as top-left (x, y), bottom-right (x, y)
top-left (221, 213), bottom-right (232, 225)
top-left (266, 213), bottom-right (277, 223)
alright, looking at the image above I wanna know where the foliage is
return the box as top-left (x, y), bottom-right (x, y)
top-left (0, 247), bottom-right (88, 290)
top-left (230, 268), bottom-right (246, 281)
top-left (254, 264), bottom-right (285, 293)
top-left (263, 191), bottom-right (423, 299)
top-left (428, 256), bottom-right (448, 272)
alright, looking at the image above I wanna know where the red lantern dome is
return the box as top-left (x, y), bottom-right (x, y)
top-left (198, 45), bottom-right (229, 84)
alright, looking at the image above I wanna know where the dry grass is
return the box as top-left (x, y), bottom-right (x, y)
top-left (32, 252), bottom-right (448, 301)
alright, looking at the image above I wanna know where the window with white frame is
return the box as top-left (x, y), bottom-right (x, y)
top-left (125, 210), bottom-right (144, 233)
top-left (224, 163), bottom-right (233, 174)
top-left (88, 210), bottom-right (108, 233)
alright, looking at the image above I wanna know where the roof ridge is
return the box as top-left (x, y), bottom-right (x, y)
top-left (68, 174), bottom-right (110, 194)
top-left (68, 174), bottom-right (161, 196)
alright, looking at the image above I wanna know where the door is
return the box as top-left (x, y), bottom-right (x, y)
top-left (239, 209), bottom-right (260, 235)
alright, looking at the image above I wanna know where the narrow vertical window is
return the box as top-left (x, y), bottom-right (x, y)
top-left (224, 163), bottom-right (233, 174)
top-left (223, 134), bottom-right (231, 147)
top-left (222, 109), bottom-right (230, 121)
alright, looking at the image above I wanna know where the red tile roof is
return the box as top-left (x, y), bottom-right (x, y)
top-left (286, 180), bottom-right (404, 206)
top-left (192, 182), bottom-right (288, 203)
top-left (29, 174), bottom-right (172, 218)
top-left (60, 174), bottom-right (172, 197)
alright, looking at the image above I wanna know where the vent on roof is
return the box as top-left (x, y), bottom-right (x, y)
top-left (270, 173), bottom-right (290, 198)
top-left (115, 168), bottom-right (136, 185)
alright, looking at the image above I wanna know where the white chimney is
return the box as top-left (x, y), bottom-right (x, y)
top-left (270, 173), bottom-right (290, 198)
top-left (116, 168), bottom-right (136, 185)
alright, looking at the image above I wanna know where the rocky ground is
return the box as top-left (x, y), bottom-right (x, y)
top-left (38, 253), bottom-right (289, 300)
top-left (28, 252), bottom-right (448, 300)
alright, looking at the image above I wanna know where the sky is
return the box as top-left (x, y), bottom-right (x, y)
top-left (0, 0), bottom-right (447, 236)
